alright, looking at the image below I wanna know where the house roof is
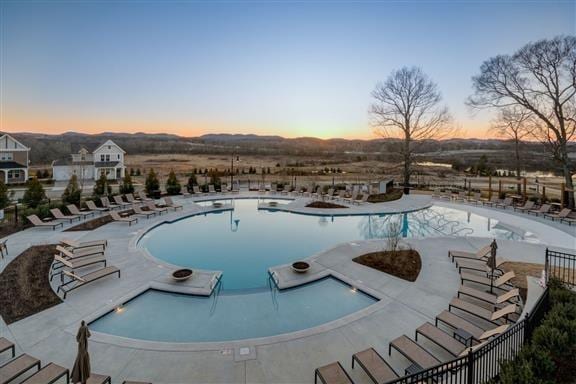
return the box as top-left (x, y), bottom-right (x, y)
top-left (93, 140), bottom-right (125, 154)
top-left (0, 161), bottom-right (27, 169)
top-left (52, 158), bottom-right (94, 166)
top-left (0, 134), bottom-right (30, 151)
top-left (94, 161), bottom-right (120, 168)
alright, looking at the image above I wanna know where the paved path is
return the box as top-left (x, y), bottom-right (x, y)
top-left (0, 193), bottom-right (573, 383)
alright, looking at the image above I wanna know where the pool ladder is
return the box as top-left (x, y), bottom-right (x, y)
top-left (267, 271), bottom-right (280, 310)
top-left (209, 274), bottom-right (223, 316)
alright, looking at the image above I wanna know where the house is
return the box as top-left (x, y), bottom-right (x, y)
top-left (0, 134), bottom-right (30, 184)
top-left (52, 140), bottom-right (126, 181)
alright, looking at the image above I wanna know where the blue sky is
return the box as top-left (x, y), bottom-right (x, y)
top-left (1, 0), bottom-right (574, 138)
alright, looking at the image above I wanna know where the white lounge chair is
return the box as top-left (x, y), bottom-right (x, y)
top-left (67, 204), bottom-right (95, 219)
top-left (26, 215), bottom-right (63, 230)
top-left (109, 211), bottom-right (138, 226)
top-left (50, 208), bottom-right (80, 223)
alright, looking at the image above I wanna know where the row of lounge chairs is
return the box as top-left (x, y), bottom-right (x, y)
top-left (0, 337), bottom-right (149, 384)
top-left (50, 239), bottom-right (121, 299)
top-left (433, 189), bottom-right (576, 226)
top-left (309, 187), bottom-right (370, 205)
top-left (315, 243), bottom-right (520, 383)
top-left (27, 193), bottom-right (184, 230)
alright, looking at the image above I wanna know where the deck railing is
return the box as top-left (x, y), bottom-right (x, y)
top-left (545, 248), bottom-right (576, 287)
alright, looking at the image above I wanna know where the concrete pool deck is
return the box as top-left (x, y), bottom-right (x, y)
top-left (0, 192), bottom-right (574, 383)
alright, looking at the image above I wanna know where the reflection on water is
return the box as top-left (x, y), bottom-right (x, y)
top-left (141, 200), bottom-right (536, 290)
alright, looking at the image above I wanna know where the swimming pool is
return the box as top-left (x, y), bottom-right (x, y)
top-left (139, 199), bottom-right (534, 290)
top-left (89, 277), bottom-right (377, 342)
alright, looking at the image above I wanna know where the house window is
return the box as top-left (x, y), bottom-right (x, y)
top-left (8, 170), bottom-right (20, 179)
top-left (0, 153), bottom-right (13, 161)
top-left (100, 154), bottom-right (105, 162)
top-left (105, 154), bottom-right (110, 162)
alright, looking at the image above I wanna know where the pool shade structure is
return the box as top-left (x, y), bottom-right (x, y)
top-left (71, 321), bottom-right (91, 384)
top-left (488, 239), bottom-right (498, 294)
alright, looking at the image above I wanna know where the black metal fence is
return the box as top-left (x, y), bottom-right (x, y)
top-left (546, 248), bottom-right (576, 287)
top-left (386, 286), bottom-right (551, 384)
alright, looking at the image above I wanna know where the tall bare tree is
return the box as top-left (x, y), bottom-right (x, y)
top-left (469, 36), bottom-right (576, 208)
top-left (490, 107), bottom-right (531, 193)
top-left (370, 67), bottom-right (451, 194)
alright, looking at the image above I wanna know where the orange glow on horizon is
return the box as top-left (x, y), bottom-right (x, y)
top-left (1, 114), bottom-right (495, 140)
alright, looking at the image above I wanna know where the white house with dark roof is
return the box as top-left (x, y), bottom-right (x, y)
top-left (52, 139), bottom-right (126, 181)
top-left (0, 133), bottom-right (30, 184)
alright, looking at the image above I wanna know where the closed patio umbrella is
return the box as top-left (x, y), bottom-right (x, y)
top-left (488, 239), bottom-right (498, 294)
top-left (71, 320), bottom-right (91, 384)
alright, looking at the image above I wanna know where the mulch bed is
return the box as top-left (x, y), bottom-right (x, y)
top-left (306, 201), bottom-right (348, 209)
top-left (353, 249), bottom-right (422, 282)
top-left (0, 245), bottom-right (62, 324)
top-left (367, 189), bottom-right (403, 203)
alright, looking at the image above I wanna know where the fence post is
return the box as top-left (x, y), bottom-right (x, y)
top-left (14, 204), bottom-right (18, 225)
top-left (545, 248), bottom-right (549, 284)
top-left (466, 348), bottom-right (474, 384)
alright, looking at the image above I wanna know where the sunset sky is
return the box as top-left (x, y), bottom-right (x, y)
top-left (1, 0), bottom-right (574, 140)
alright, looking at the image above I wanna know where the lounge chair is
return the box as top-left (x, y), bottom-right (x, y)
top-left (545, 208), bottom-right (573, 222)
top-left (449, 298), bottom-right (517, 325)
top-left (455, 256), bottom-right (505, 274)
top-left (145, 201), bottom-right (167, 215)
top-left (85, 200), bottom-right (109, 213)
top-left (50, 254), bottom-right (107, 281)
top-left (460, 270), bottom-right (515, 290)
top-left (50, 208), bottom-right (80, 223)
top-left (55, 245), bottom-right (104, 260)
top-left (100, 197), bottom-right (119, 211)
top-left (192, 185), bottom-right (202, 195)
top-left (208, 185), bottom-right (217, 195)
top-left (495, 197), bottom-right (513, 209)
top-left (528, 203), bottom-right (551, 216)
top-left (122, 381), bottom-right (151, 384)
top-left (458, 285), bottom-right (520, 306)
top-left (354, 194), bottom-right (369, 205)
top-left (0, 354), bottom-right (40, 384)
top-left (67, 204), bottom-right (95, 219)
top-left (133, 204), bottom-right (156, 218)
top-left (388, 335), bottom-right (440, 372)
top-left (58, 266), bottom-right (121, 299)
top-left (163, 197), bottom-right (183, 211)
top-left (467, 192), bottom-right (482, 204)
top-left (351, 348), bottom-right (398, 384)
top-left (343, 191), bottom-right (358, 205)
top-left (60, 239), bottom-right (107, 251)
top-left (415, 322), bottom-right (467, 357)
top-left (514, 200), bottom-right (535, 213)
top-left (448, 244), bottom-right (491, 262)
top-left (137, 191), bottom-right (153, 202)
top-left (26, 215), bottom-right (63, 230)
top-left (435, 310), bottom-right (510, 342)
top-left (0, 338), bottom-right (15, 359)
top-left (109, 211), bottom-right (138, 226)
top-left (113, 195), bottom-right (131, 209)
top-left (86, 373), bottom-right (112, 384)
top-left (482, 196), bottom-right (500, 207)
top-left (20, 362), bottom-right (69, 384)
top-left (314, 362), bottom-right (354, 384)
top-left (125, 193), bottom-right (139, 204)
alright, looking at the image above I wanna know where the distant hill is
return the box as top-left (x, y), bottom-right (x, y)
top-left (3, 131), bottom-right (574, 172)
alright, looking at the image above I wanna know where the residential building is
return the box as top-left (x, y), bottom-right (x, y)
top-left (0, 133), bottom-right (30, 184)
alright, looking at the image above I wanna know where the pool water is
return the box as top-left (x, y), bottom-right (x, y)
top-left (139, 199), bottom-right (533, 290)
top-left (90, 277), bottom-right (377, 342)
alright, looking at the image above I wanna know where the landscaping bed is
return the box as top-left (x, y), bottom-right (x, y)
top-left (367, 189), bottom-right (403, 203)
top-left (306, 201), bottom-right (348, 209)
top-left (0, 245), bottom-right (62, 324)
top-left (353, 249), bottom-right (421, 281)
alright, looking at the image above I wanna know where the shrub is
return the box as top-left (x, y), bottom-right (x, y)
top-left (93, 173), bottom-right (112, 197)
top-left (145, 169), bottom-right (160, 196)
top-left (22, 177), bottom-right (46, 208)
top-left (0, 180), bottom-right (10, 210)
top-left (165, 170), bottom-right (181, 195)
top-left (186, 173), bottom-right (197, 192)
top-left (119, 173), bottom-right (135, 194)
top-left (61, 174), bottom-right (82, 206)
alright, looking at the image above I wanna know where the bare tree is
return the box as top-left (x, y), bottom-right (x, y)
top-left (469, 36), bottom-right (576, 208)
top-left (370, 67), bottom-right (452, 194)
top-left (490, 107), bottom-right (532, 193)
